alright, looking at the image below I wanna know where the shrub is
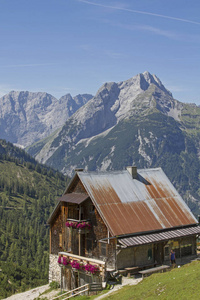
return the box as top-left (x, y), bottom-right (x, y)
top-left (49, 281), bottom-right (60, 289)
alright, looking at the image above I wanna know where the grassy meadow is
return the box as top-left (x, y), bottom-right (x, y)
top-left (105, 260), bottom-right (200, 300)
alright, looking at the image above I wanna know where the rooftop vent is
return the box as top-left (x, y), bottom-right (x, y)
top-left (126, 166), bottom-right (137, 179)
top-left (75, 168), bottom-right (84, 172)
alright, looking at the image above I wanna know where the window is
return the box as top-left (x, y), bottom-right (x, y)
top-left (86, 238), bottom-right (93, 252)
top-left (164, 246), bottom-right (169, 256)
top-left (148, 248), bottom-right (152, 260)
top-left (90, 205), bottom-right (95, 213)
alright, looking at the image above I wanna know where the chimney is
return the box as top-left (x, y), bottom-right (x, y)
top-left (126, 166), bottom-right (137, 179)
top-left (75, 168), bottom-right (84, 172)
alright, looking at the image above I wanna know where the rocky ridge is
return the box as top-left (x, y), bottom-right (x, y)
top-left (0, 91), bottom-right (93, 147)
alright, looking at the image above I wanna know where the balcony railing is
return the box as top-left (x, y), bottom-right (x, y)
top-left (58, 251), bottom-right (106, 277)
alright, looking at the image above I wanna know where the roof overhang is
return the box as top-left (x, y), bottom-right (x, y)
top-left (57, 193), bottom-right (89, 205)
top-left (118, 225), bottom-right (200, 247)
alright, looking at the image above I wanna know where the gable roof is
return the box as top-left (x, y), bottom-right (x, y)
top-left (77, 167), bottom-right (197, 236)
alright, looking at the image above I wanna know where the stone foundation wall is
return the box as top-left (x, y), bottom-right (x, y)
top-left (49, 254), bottom-right (61, 283)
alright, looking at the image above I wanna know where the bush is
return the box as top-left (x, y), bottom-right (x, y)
top-left (49, 281), bottom-right (60, 289)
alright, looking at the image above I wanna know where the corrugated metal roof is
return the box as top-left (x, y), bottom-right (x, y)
top-left (119, 226), bottom-right (200, 247)
top-left (78, 168), bottom-right (198, 236)
top-left (57, 193), bottom-right (89, 204)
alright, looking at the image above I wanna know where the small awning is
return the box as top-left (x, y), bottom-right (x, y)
top-left (118, 226), bottom-right (200, 247)
top-left (57, 193), bottom-right (89, 205)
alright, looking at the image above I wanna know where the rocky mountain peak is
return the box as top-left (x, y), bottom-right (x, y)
top-left (124, 71), bottom-right (172, 97)
top-left (73, 94), bottom-right (94, 106)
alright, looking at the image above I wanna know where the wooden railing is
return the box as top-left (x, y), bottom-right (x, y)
top-left (58, 251), bottom-right (106, 275)
top-left (52, 284), bottom-right (89, 300)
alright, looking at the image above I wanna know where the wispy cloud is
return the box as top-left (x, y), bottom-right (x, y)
top-left (80, 43), bottom-right (123, 59)
top-left (107, 19), bottom-right (180, 39)
top-left (1, 63), bottom-right (56, 68)
top-left (136, 25), bottom-right (179, 39)
top-left (103, 50), bottom-right (124, 59)
top-left (79, 0), bottom-right (200, 26)
top-left (100, 19), bottom-right (183, 40)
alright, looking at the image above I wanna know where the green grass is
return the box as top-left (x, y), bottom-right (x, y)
top-left (36, 262), bottom-right (200, 300)
top-left (105, 261), bottom-right (200, 300)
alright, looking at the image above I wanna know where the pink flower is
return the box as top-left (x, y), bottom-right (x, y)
top-left (58, 256), bottom-right (62, 264)
top-left (58, 256), bottom-right (70, 266)
top-left (66, 220), bottom-right (91, 230)
top-left (63, 257), bottom-right (70, 266)
top-left (70, 260), bottom-right (85, 270)
top-left (85, 263), bottom-right (99, 274)
top-left (76, 221), bottom-right (91, 229)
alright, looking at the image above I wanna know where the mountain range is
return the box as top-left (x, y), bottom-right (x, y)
top-left (0, 71), bottom-right (200, 215)
top-left (0, 91), bottom-right (93, 147)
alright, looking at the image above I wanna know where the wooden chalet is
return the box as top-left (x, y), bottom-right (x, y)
top-left (48, 166), bottom-right (200, 290)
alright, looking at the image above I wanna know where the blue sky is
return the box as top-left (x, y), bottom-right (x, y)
top-left (0, 0), bottom-right (200, 104)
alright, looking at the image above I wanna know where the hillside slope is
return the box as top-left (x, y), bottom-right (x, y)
top-left (0, 139), bottom-right (68, 299)
top-left (105, 260), bottom-right (200, 300)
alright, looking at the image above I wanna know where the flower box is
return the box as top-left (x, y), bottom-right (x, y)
top-left (65, 221), bottom-right (91, 231)
top-left (58, 257), bottom-right (100, 275)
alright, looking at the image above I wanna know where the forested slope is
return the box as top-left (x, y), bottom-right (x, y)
top-left (0, 139), bottom-right (68, 299)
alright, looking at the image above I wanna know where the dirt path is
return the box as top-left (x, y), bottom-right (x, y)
top-left (95, 277), bottom-right (143, 300)
top-left (4, 277), bottom-right (142, 300)
top-left (3, 284), bottom-right (51, 300)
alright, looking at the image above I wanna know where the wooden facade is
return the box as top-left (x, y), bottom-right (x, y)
top-left (48, 168), bottom-right (200, 289)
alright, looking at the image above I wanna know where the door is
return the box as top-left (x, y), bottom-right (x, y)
top-left (154, 243), bottom-right (164, 265)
